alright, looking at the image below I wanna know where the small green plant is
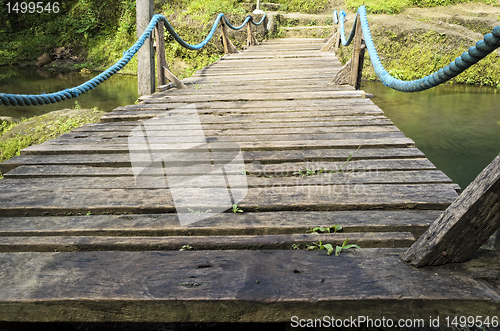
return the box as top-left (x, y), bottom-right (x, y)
top-left (307, 225), bottom-right (343, 234)
top-left (333, 145), bottom-right (362, 173)
top-left (86, 211), bottom-right (91, 216)
top-left (307, 241), bottom-right (335, 256)
top-left (74, 101), bottom-right (81, 110)
top-left (232, 204), bottom-right (243, 213)
top-left (335, 238), bottom-right (361, 256)
top-left (179, 245), bottom-right (193, 251)
top-left (292, 243), bottom-right (301, 250)
top-left (293, 167), bottom-right (325, 177)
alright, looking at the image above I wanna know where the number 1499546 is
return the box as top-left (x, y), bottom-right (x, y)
top-left (6, 2), bottom-right (59, 14)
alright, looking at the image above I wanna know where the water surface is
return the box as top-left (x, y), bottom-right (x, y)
top-left (363, 81), bottom-right (500, 190)
top-left (0, 66), bottom-right (139, 118)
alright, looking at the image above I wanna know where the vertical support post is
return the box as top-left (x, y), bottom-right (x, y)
top-left (334, 18), bottom-right (341, 53)
top-left (247, 23), bottom-right (257, 47)
top-left (221, 20), bottom-right (238, 54)
top-left (256, 0), bottom-right (260, 10)
top-left (155, 21), bottom-right (167, 87)
top-left (136, 0), bottom-right (155, 95)
top-left (350, 14), bottom-right (365, 90)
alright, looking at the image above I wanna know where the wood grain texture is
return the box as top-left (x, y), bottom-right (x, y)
top-left (403, 154), bottom-right (500, 266)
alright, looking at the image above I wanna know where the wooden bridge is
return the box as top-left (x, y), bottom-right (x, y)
top-left (0, 37), bottom-right (499, 326)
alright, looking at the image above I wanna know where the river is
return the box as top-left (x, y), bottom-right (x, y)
top-left (0, 66), bottom-right (498, 190)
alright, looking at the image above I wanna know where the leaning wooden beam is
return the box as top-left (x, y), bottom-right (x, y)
top-left (330, 15), bottom-right (365, 89)
top-left (221, 20), bottom-right (239, 54)
top-left (163, 66), bottom-right (187, 89)
top-left (320, 33), bottom-right (337, 52)
top-left (403, 154), bottom-right (500, 267)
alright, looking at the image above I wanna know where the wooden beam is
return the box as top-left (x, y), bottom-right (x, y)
top-left (221, 20), bottom-right (239, 54)
top-left (403, 154), bottom-right (500, 267)
top-left (155, 21), bottom-right (168, 87)
top-left (350, 14), bottom-right (365, 90)
top-left (247, 23), bottom-right (258, 47)
top-left (163, 66), bottom-right (187, 89)
top-left (136, 0), bottom-right (155, 95)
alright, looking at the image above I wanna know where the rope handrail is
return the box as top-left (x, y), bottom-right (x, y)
top-left (0, 12), bottom-right (266, 106)
top-left (334, 6), bottom-right (500, 92)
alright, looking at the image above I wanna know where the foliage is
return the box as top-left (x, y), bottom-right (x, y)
top-left (0, 109), bottom-right (103, 177)
top-left (293, 167), bottom-right (325, 177)
top-left (272, 0), bottom-right (330, 14)
top-left (345, 0), bottom-right (498, 14)
top-left (232, 204), bottom-right (244, 213)
top-left (335, 238), bottom-right (361, 256)
top-left (307, 225), bottom-right (343, 234)
top-left (179, 245), bottom-right (193, 251)
top-left (307, 240), bottom-right (335, 255)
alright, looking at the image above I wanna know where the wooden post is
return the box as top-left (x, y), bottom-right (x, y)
top-left (350, 14), bottom-right (365, 90)
top-left (221, 20), bottom-right (238, 54)
top-left (403, 154), bottom-right (500, 267)
top-left (247, 23), bottom-right (257, 47)
top-left (329, 15), bottom-right (364, 89)
top-left (155, 21), bottom-right (167, 87)
top-left (136, 0), bottom-right (155, 95)
top-left (256, 0), bottom-right (260, 10)
top-left (334, 20), bottom-right (341, 53)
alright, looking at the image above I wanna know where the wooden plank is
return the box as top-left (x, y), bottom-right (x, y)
top-left (2, 158), bottom-right (437, 179)
top-left (138, 90), bottom-right (366, 103)
top-left (403, 154), bottom-right (500, 266)
top-left (0, 170), bottom-right (453, 190)
top-left (18, 138), bottom-right (415, 155)
top-left (47, 132), bottom-right (406, 145)
top-left (0, 210), bottom-right (443, 237)
top-left (0, 249), bottom-right (498, 322)
top-left (0, 232), bottom-right (416, 252)
top-left (0, 183), bottom-right (458, 217)
top-left (1, 148), bottom-right (427, 175)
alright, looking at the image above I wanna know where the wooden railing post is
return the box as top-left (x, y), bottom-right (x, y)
top-left (403, 154), bottom-right (500, 267)
top-left (136, 0), bottom-right (155, 95)
top-left (329, 14), bottom-right (365, 89)
top-left (320, 18), bottom-right (337, 52)
top-left (221, 20), bottom-right (239, 54)
top-left (350, 14), bottom-right (365, 90)
top-left (247, 22), bottom-right (258, 47)
top-left (334, 19), bottom-right (341, 52)
top-left (155, 21), bottom-right (167, 87)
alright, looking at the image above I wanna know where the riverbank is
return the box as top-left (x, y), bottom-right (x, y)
top-left (0, 108), bottom-right (105, 179)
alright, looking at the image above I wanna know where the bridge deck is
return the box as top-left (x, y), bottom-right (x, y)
top-left (0, 39), bottom-right (498, 323)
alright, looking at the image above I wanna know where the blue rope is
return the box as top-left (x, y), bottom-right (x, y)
top-left (335, 6), bottom-right (500, 92)
top-left (0, 13), bottom-right (266, 106)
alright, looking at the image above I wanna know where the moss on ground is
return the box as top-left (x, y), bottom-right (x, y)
top-left (0, 108), bottom-right (105, 179)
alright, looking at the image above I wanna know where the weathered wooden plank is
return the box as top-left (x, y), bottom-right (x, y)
top-left (0, 210), bottom-right (443, 237)
top-left (72, 125), bottom-right (397, 135)
top-left (403, 154), bottom-right (500, 266)
top-left (83, 119), bottom-right (395, 130)
top-left (0, 170), bottom-right (453, 190)
top-left (18, 138), bottom-right (415, 155)
top-left (1, 148), bottom-right (427, 175)
top-left (138, 90), bottom-right (365, 103)
top-left (0, 249), bottom-right (498, 322)
top-left (48, 132), bottom-right (406, 145)
top-left (2, 158), bottom-right (436, 179)
top-left (117, 98), bottom-right (375, 111)
top-left (0, 183), bottom-right (458, 217)
top-left (0, 232), bottom-right (416, 252)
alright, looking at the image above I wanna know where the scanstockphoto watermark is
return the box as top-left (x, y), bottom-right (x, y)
top-left (128, 104), bottom-right (248, 226)
top-left (290, 316), bottom-right (426, 329)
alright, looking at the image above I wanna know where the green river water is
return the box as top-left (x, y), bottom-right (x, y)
top-left (0, 66), bottom-right (498, 190)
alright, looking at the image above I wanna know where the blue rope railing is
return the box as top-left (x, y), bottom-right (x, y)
top-left (334, 6), bottom-right (500, 92)
top-left (0, 13), bottom-right (266, 106)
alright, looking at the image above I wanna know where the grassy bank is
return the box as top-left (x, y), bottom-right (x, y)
top-left (0, 108), bottom-right (105, 179)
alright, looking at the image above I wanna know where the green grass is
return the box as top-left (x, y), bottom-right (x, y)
top-left (345, 0), bottom-right (499, 14)
top-left (0, 109), bottom-right (103, 178)
top-left (272, 0), bottom-right (330, 14)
